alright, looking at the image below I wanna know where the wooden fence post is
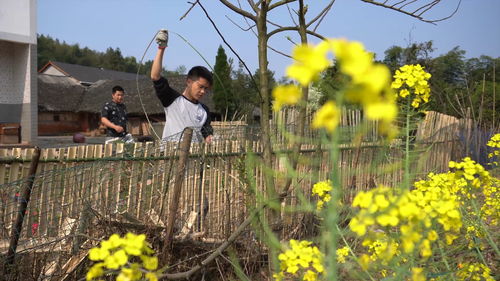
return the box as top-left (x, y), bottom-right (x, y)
top-left (163, 128), bottom-right (193, 260)
top-left (4, 147), bottom-right (41, 274)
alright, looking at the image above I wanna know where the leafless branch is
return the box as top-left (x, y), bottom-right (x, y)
top-left (286, 3), bottom-right (299, 26)
top-left (254, 0), bottom-right (264, 8)
top-left (196, 1), bottom-right (262, 101)
top-left (225, 15), bottom-right (255, 31)
top-left (361, 0), bottom-right (462, 24)
top-left (180, 1), bottom-right (200, 21)
top-left (246, 0), bottom-right (259, 13)
top-left (226, 5), bottom-right (291, 58)
top-left (306, 0), bottom-right (336, 32)
top-left (269, 0), bottom-right (297, 11)
top-left (412, 0), bottom-right (439, 15)
top-left (236, 0), bottom-right (258, 35)
top-left (219, 0), bottom-right (257, 21)
top-left (286, 36), bottom-right (298, 46)
top-left (399, 0), bottom-right (418, 9)
top-left (267, 26), bottom-right (326, 40)
top-left (268, 44), bottom-right (293, 58)
top-left (266, 19), bottom-right (285, 29)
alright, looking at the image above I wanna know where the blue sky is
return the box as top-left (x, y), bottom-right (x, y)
top-left (38, 0), bottom-right (500, 78)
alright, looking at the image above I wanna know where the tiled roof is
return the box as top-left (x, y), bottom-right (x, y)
top-left (38, 74), bottom-right (215, 115)
top-left (38, 74), bottom-right (85, 112)
top-left (39, 61), bottom-right (146, 83)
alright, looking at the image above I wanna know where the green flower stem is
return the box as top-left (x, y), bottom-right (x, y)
top-left (404, 95), bottom-right (411, 190)
top-left (438, 241), bottom-right (457, 281)
top-left (470, 200), bottom-right (500, 256)
top-left (335, 225), bottom-right (376, 281)
top-left (325, 131), bottom-right (340, 281)
top-left (325, 93), bottom-right (343, 281)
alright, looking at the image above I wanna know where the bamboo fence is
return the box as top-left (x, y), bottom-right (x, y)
top-left (0, 110), bottom-right (472, 255)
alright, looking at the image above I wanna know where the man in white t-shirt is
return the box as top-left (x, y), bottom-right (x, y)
top-left (151, 29), bottom-right (213, 143)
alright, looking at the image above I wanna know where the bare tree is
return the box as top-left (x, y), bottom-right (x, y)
top-left (170, 0), bottom-right (462, 278)
top-left (362, 0), bottom-right (462, 24)
top-left (204, 1), bottom-right (335, 208)
top-left (197, 0), bottom-right (460, 194)
top-left (182, 0), bottom-right (462, 228)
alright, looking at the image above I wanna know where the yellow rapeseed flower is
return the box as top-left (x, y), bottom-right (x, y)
top-left (272, 84), bottom-right (303, 112)
top-left (86, 233), bottom-right (159, 281)
top-left (312, 101), bottom-right (340, 132)
top-left (336, 246), bottom-right (350, 263)
top-left (364, 102), bottom-right (398, 122)
top-left (86, 263), bottom-right (104, 281)
top-left (104, 249), bottom-right (128, 269)
top-left (312, 180), bottom-right (333, 210)
top-left (145, 272), bottom-right (159, 281)
top-left (275, 239), bottom-right (324, 281)
top-left (330, 39), bottom-right (373, 78)
top-left (392, 64), bottom-right (431, 108)
top-left (286, 41), bottom-right (331, 86)
top-left (141, 255), bottom-right (158, 271)
top-left (411, 267), bottom-right (426, 281)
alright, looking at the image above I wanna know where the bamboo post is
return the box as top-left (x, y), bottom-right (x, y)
top-left (4, 147), bottom-right (41, 273)
top-left (163, 128), bottom-right (193, 260)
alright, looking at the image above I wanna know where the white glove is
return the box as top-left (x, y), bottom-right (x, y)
top-left (155, 29), bottom-right (169, 48)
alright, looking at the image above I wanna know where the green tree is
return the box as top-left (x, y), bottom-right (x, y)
top-left (427, 46), bottom-right (467, 116)
top-left (232, 61), bottom-right (257, 121)
top-left (36, 34), bottom-right (161, 75)
top-left (382, 41), bottom-right (434, 73)
top-left (213, 45), bottom-right (237, 120)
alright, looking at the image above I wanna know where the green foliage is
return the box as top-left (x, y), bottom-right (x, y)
top-left (37, 34), bottom-right (157, 75)
top-left (213, 45), bottom-right (237, 119)
top-left (231, 61), bottom-right (259, 121)
top-left (255, 67), bottom-right (277, 113)
top-left (381, 41), bottom-right (434, 73)
top-left (377, 42), bottom-right (500, 128)
top-left (315, 60), bottom-right (349, 106)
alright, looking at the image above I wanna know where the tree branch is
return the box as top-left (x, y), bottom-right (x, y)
top-left (218, 0), bottom-right (258, 21)
top-left (180, 1), bottom-right (199, 21)
top-left (361, 0), bottom-right (462, 24)
top-left (307, 0), bottom-right (336, 32)
top-left (159, 205), bottom-right (265, 280)
top-left (267, 26), bottom-right (326, 40)
top-left (268, 44), bottom-right (293, 59)
top-left (225, 6), bottom-right (292, 59)
top-left (196, 1), bottom-right (263, 102)
top-left (225, 14), bottom-right (256, 31)
top-left (285, 3), bottom-right (299, 26)
top-left (246, 0), bottom-right (259, 13)
top-left (269, 0), bottom-right (297, 11)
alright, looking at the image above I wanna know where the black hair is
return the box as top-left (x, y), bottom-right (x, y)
top-left (112, 85), bottom-right (124, 94)
top-left (187, 66), bottom-right (213, 86)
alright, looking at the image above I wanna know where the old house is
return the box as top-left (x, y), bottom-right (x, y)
top-left (38, 74), bottom-right (86, 135)
top-left (39, 61), bottom-right (139, 86)
top-left (38, 62), bottom-right (216, 137)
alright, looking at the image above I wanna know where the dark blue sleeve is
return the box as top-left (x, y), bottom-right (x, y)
top-left (153, 76), bottom-right (181, 107)
top-left (200, 103), bottom-right (213, 138)
top-left (101, 102), bottom-right (111, 118)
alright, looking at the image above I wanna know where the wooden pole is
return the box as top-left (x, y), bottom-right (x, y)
top-left (163, 128), bottom-right (193, 260)
top-left (4, 147), bottom-right (41, 273)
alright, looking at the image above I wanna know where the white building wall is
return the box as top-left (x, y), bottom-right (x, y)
top-left (43, 66), bottom-right (66, 76)
top-left (0, 0), bottom-right (37, 143)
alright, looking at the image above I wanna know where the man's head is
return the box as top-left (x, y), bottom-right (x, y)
top-left (112, 85), bottom-right (125, 104)
top-left (185, 66), bottom-right (213, 102)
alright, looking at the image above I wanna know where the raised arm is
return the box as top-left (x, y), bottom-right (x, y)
top-left (151, 48), bottom-right (165, 81)
top-left (151, 29), bottom-right (169, 81)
